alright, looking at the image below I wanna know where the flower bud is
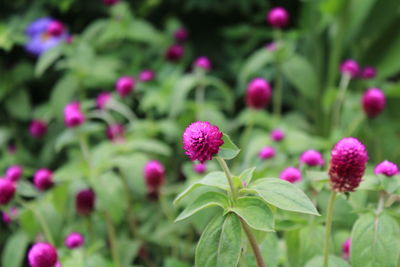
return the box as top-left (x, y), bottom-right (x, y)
top-left (165, 44), bottom-right (184, 62)
top-left (245, 78), bottom-right (272, 109)
top-left (96, 92), bottom-right (111, 109)
top-left (340, 59), bottom-right (359, 78)
top-left (374, 160), bottom-right (399, 177)
top-left (106, 124), bottom-right (124, 143)
top-left (193, 163), bottom-right (207, 174)
top-left (361, 88), bottom-right (385, 118)
top-left (194, 56), bottom-right (212, 71)
top-left (6, 165), bottom-right (23, 182)
top-left (47, 21), bottom-right (64, 37)
top-left (34, 169), bottom-right (53, 191)
top-left (116, 76), bottom-right (135, 97)
top-left (0, 179), bottom-right (16, 205)
top-left (280, 167), bottom-right (302, 183)
top-left (64, 232), bottom-right (84, 249)
top-left (174, 28), bottom-right (188, 42)
top-left (361, 66), bottom-right (376, 79)
top-left (139, 70), bottom-right (155, 82)
top-left (267, 7), bottom-right (289, 28)
top-left (144, 160), bottom-right (165, 191)
top-left (299, 150), bottom-right (324, 167)
top-left (64, 102), bottom-right (85, 128)
top-left (270, 129), bottom-right (285, 142)
top-left (258, 146), bottom-right (276, 160)
top-left (28, 243), bottom-right (58, 267)
top-left (29, 120), bottom-right (48, 138)
top-left (342, 239), bottom-right (351, 260)
top-left (75, 189), bottom-right (95, 216)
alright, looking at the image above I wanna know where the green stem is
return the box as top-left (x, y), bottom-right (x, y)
top-left (240, 218), bottom-right (266, 267)
top-left (345, 113), bottom-right (365, 136)
top-left (215, 157), bottom-right (237, 201)
top-left (273, 29), bottom-right (283, 119)
top-left (323, 191), bottom-right (337, 267)
top-left (376, 191), bottom-right (385, 215)
top-left (79, 134), bottom-right (91, 167)
top-left (331, 73), bottom-right (351, 129)
top-left (195, 71), bottom-right (206, 120)
top-left (104, 211), bottom-right (122, 267)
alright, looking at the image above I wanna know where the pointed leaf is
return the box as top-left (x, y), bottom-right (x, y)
top-left (218, 134), bottom-right (240, 160)
top-left (239, 167), bottom-right (256, 185)
top-left (305, 255), bottom-right (350, 267)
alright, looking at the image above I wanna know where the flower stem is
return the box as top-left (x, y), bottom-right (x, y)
top-left (331, 73), bottom-right (351, 129)
top-left (240, 218), bottom-right (266, 267)
top-left (323, 191), bottom-right (337, 267)
top-left (216, 157), bottom-right (237, 200)
top-left (273, 29), bottom-right (283, 119)
top-left (79, 134), bottom-right (91, 167)
top-left (376, 191), bottom-right (385, 215)
top-left (104, 211), bottom-right (122, 267)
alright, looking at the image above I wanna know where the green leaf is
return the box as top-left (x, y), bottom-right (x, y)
top-left (305, 255), bottom-right (350, 267)
top-left (230, 196), bottom-right (274, 232)
top-left (35, 46), bottom-right (63, 77)
top-left (218, 134), bottom-right (240, 160)
top-left (50, 75), bottom-right (78, 119)
top-left (299, 225), bottom-right (325, 266)
top-left (1, 231), bottom-right (29, 267)
top-left (242, 178), bottom-right (319, 215)
top-left (351, 213), bottom-right (400, 267)
top-left (239, 167), bottom-right (256, 185)
top-left (169, 75), bottom-right (198, 117)
top-left (195, 214), bottom-right (242, 267)
top-left (174, 171), bottom-right (229, 205)
top-left (175, 192), bottom-right (229, 222)
top-left (5, 89), bottom-right (31, 119)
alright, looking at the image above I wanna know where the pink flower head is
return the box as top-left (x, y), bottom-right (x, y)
top-left (194, 56), bottom-right (212, 71)
top-left (280, 167), bottom-right (302, 183)
top-left (183, 121), bottom-right (224, 163)
top-left (361, 66), bottom-right (376, 79)
top-left (96, 92), bottom-right (111, 109)
top-left (29, 120), bottom-right (48, 138)
top-left (64, 102), bottom-right (85, 128)
top-left (340, 59), bottom-right (359, 78)
top-left (361, 88), bottom-right (385, 118)
top-left (174, 28), bottom-right (188, 42)
top-left (266, 42), bottom-right (277, 52)
top-left (2, 207), bottom-right (17, 224)
top-left (75, 189), bottom-right (95, 216)
top-left (258, 146), bottom-right (276, 160)
top-left (144, 160), bottom-right (165, 191)
top-left (103, 0), bottom-right (120, 5)
top-left (28, 242), bottom-right (58, 267)
top-left (165, 44), bottom-right (184, 62)
top-left (193, 163), bottom-right (207, 174)
top-left (115, 76), bottom-right (135, 97)
top-left (64, 232), bottom-right (84, 249)
top-left (6, 165), bottom-right (23, 182)
top-left (47, 20), bottom-right (64, 37)
top-left (139, 70), bottom-right (155, 82)
top-left (106, 124), bottom-right (124, 143)
top-left (2, 211), bottom-right (11, 224)
top-left (267, 7), bottom-right (289, 28)
top-left (0, 179), bottom-right (16, 205)
top-left (342, 239), bottom-right (351, 260)
top-left (329, 137), bottom-right (368, 192)
top-left (245, 78), bottom-right (272, 109)
top-left (374, 160), bottom-right (399, 177)
top-left (300, 150), bottom-right (324, 167)
top-left (55, 262), bottom-right (62, 267)
top-left (270, 129), bottom-right (285, 142)
top-left (34, 168), bottom-right (53, 191)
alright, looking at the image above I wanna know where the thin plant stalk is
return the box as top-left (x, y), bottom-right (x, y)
top-left (376, 191), bottom-right (385, 215)
top-left (273, 29), bottom-right (283, 118)
top-left (105, 211), bottom-right (122, 267)
top-left (323, 191), bottom-right (337, 267)
top-left (215, 156), bottom-right (237, 200)
top-left (331, 73), bottom-right (351, 129)
top-left (240, 218), bottom-right (266, 267)
top-left (79, 134), bottom-right (91, 167)
top-left (195, 70), bottom-right (206, 120)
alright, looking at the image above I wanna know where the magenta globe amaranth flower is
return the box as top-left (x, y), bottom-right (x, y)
top-left (6, 165), bottom-right (23, 182)
top-left (361, 66), bottom-right (376, 79)
top-left (329, 137), bottom-right (368, 192)
top-left (340, 59), bottom-right (359, 78)
top-left (64, 102), bottom-right (85, 127)
top-left (47, 21), bottom-right (64, 37)
top-left (267, 7), bottom-right (289, 28)
top-left (194, 56), bottom-right (212, 71)
top-left (139, 70), bottom-right (155, 82)
top-left (0, 179), bottom-right (16, 205)
top-left (34, 169), bottom-right (53, 191)
top-left (106, 124), bottom-right (124, 143)
top-left (183, 121), bottom-right (224, 163)
top-left (270, 129), bottom-right (285, 142)
top-left (116, 76), bottom-right (135, 97)
top-left (75, 189), bottom-right (95, 216)
top-left (300, 150), bottom-right (324, 167)
top-left (174, 28), bottom-right (188, 42)
top-left (144, 160), bottom-right (165, 191)
top-left (374, 160), bottom-right (399, 177)
top-left (246, 78), bottom-right (272, 109)
top-left (2, 207), bottom-right (17, 224)
top-left (258, 146), bottom-right (276, 160)
top-left (361, 88), bottom-right (385, 118)
top-left (193, 163), bottom-right (207, 174)
top-left (29, 120), bottom-right (48, 138)
top-left (280, 167), bottom-right (302, 183)
top-left (342, 239), bottom-right (351, 260)
top-left (2, 211), bottom-right (11, 224)
top-left (165, 44), bottom-right (184, 62)
top-left (65, 232), bottom-right (85, 249)
top-left (96, 92), bottom-right (111, 109)
top-left (28, 243), bottom-right (58, 267)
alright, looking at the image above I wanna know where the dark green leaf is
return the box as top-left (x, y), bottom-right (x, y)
top-left (35, 46), bottom-right (63, 77)
top-left (1, 231), bottom-right (29, 267)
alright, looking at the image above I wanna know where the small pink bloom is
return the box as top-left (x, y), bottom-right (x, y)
top-left (246, 78), bottom-right (272, 109)
top-left (270, 129), bottom-right (285, 142)
top-left (64, 102), bottom-right (85, 128)
top-left (266, 42), bottom-right (277, 51)
top-left (144, 160), bottom-right (165, 192)
top-left (106, 124), bottom-right (124, 143)
top-left (361, 66), bottom-right (376, 79)
top-left (174, 28), bottom-right (188, 42)
top-left (47, 20), bottom-right (64, 37)
top-left (103, 0), bottom-right (119, 5)
top-left (361, 88), bottom-right (385, 118)
top-left (6, 165), bottom-right (23, 182)
top-left (374, 160), bottom-right (399, 177)
top-left (65, 232), bottom-right (85, 249)
top-left (340, 59), bottom-right (359, 78)
top-left (96, 92), bottom-right (112, 109)
top-left (0, 179), bottom-right (16, 205)
top-left (34, 169), bottom-right (53, 191)
top-left (116, 76), bottom-right (135, 97)
top-left (193, 163), bottom-right (207, 174)
top-left (28, 242), bottom-right (58, 267)
top-left (75, 189), bottom-right (95, 216)
top-left (342, 239), bottom-right (351, 260)
top-left (280, 167), bottom-right (302, 183)
top-left (258, 146), bottom-right (276, 160)
top-left (29, 120), bottom-right (48, 138)
top-left (2, 212), bottom-right (11, 224)
top-left (165, 44), bottom-right (184, 62)
top-left (267, 7), bottom-right (289, 28)
top-left (194, 56), bottom-right (212, 71)
top-left (139, 70), bottom-right (155, 82)
top-left (299, 150), bottom-right (324, 167)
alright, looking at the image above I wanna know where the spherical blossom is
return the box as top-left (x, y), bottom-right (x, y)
top-left (103, 0), bottom-right (120, 5)
top-left (64, 102), bottom-right (85, 128)
top-left (374, 160), bottom-right (399, 177)
top-left (342, 239), bottom-right (351, 260)
top-left (267, 7), bottom-right (289, 28)
top-left (183, 121), bottom-right (224, 163)
top-left (139, 70), bottom-right (155, 82)
top-left (47, 21), bottom-right (64, 37)
top-left (96, 92), bottom-right (111, 109)
top-left (361, 88), bottom-right (385, 118)
top-left (174, 28), bottom-right (188, 42)
top-left (29, 120), bottom-right (48, 138)
top-left (75, 189), bottom-right (95, 216)
top-left (115, 76), bottom-right (135, 97)
top-left (270, 129), bottom-right (285, 142)
top-left (266, 42), bottom-right (277, 52)
top-left (6, 165), bottom-right (23, 182)
top-left (34, 169), bottom-right (53, 191)
top-left (300, 150), bottom-right (324, 167)
top-left (340, 60), bottom-right (359, 78)
top-left (144, 160), bottom-right (165, 191)
top-left (245, 78), bottom-right (272, 109)
top-left (193, 163), bottom-right (207, 174)
top-left (258, 146), bottom-right (276, 160)
top-left (106, 124), bottom-right (124, 143)
top-left (1, 207), bottom-right (17, 224)
top-left (280, 167), bottom-right (302, 183)
top-left (194, 56), bottom-right (212, 71)
top-left (328, 137), bottom-right (368, 192)
top-left (0, 179), bottom-right (16, 205)
top-left (28, 243), bottom-right (58, 267)
top-left (64, 232), bottom-right (84, 249)
top-left (165, 44), bottom-right (184, 62)
top-left (361, 66), bottom-right (376, 79)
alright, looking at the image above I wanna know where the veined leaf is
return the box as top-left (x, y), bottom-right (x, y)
top-left (218, 134), bottom-right (240, 160)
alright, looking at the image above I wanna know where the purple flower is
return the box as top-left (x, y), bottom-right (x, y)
top-left (26, 18), bottom-right (53, 38)
top-left (103, 0), bottom-right (120, 5)
top-left (340, 60), bottom-right (359, 78)
top-left (65, 232), bottom-right (84, 249)
top-left (34, 169), bottom-right (53, 191)
top-left (342, 239), bottom-right (351, 260)
top-left (266, 42), bottom-right (277, 52)
top-left (28, 243), bottom-right (58, 267)
top-left (6, 165), bottom-right (23, 182)
top-left (174, 28), bottom-right (188, 42)
top-left (361, 88), bottom-right (385, 118)
top-left (270, 129), bottom-right (285, 142)
top-left (299, 150), bottom-right (324, 167)
top-left (139, 70), bottom-right (155, 82)
top-left (193, 163), bottom-right (207, 174)
top-left (361, 66), bottom-right (376, 79)
top-left (75, 189), bottom-right (95, 216)
top-left (258, 146), bottom-right (276, 160)
top-left (183, 121), bottom-right (224, 163)
top-left (29, 120), bottom-right (48, 138)
top-left (329, 137), bottom-right (368, 192)
top-left (116, 76), bottom-right (135, 97)
top-left (47, 21), bottom-right (64, 37)
top-left (246, 78), bottom-right (272, 109)
top-left (165, 44), bottom-right (184, 62)
top-left (374, 160), bottom-right (399, 177)
top-left (64, 101), bottom-right (85, 127)
top-left (194, 56), bottom-right (212, 71)
top-left (280, 167), bottom-right (302, 183)
top-left (106, 124), bottom-right (124, 143)
top-left (267, 7), bottom-right (289, 28)
top-left (0, 179), bottom-right (16, 205)
top-left (96, 92), bottom-right (112, 109)
top-left (144, 160), bottom-right (165, 191)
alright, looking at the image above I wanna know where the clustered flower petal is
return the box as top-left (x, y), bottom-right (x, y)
top-left (267, 7), bottom-right (289, 28)
top-left (139, 70), bottom-right (155, 82)
top-left (6, 165), bottom-right (23, 182)
top-left (361, 66), bottom-right (376, 79)
top-left (280, 167), bottom-right (302, 183)
top-left (47, 21), bottom-right (64, 37)
top-left (340, 59), bottom-right (359, 78)
top-left (106, 124), bottom-right (125, 143)
top-left (165, 44), bottom-right (184, 62)
top-left (374, 160), bottom-right (399, 177)
top-left (64, 102), bottom-right (85, 128)
top-left (144, 160), bottom-right (165, 192)
top-left (34, 169), bottom-right (54, 191)
top-left (361, 88), bottom-right (385, 118)
top-left (342, 239), bottom-right (351, 260)
top-left (270, 129), bottom-right (285, 142)
top-left (258, 146), bottom-right (276, 160)
top-left (75, 189), bottom-right (96, 216)
top-left (65, 232), bottom-right (85, 249)
top-left (116, 76), bottom-right (135, 97)
top-left (300, 150), bottom-right (324, 167)
top-left (29, 120), bottom-right (48, 138)
top-left (96, 92), bottom-right (111, 109)
top-left (0, 179), bottom-right (16, 205)
top-left (194, 56), bottom-right (212, 71)
top-left (28, 242), bottom-right (58, 267)
top-left (246, 78), bottom-right (272, 109)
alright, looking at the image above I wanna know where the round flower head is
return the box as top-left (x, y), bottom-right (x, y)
top-left (0, 179), bottom-right (16, 205)
top-left (64, 232), bottom-right (84, 249)
top-left (361, 66), bottom-right (376, 79)
top-left (280, 167), bottom-right (302, 183)
top-left (139, 70), bottom-right (155, 82)
top-left (103, 0), bottom-right (120, 5)
top-left (6, 165), bottom-right (23, 182)
top-left (96, 92), bottom-right (111, 109)
top-left (266, 42), bottom-right (277, 52)
top-left (2, 211), bottom-right (11, 224)
top-left (340, 59), bottom-right (359, 78)
top-left (194, 56), bottom-right (212, 71)
top-left (106, 124), bottom-right (124, 143)
top-left (144, 160), bottom-right (165, 191)
top-left (342, 239), bottom-right (351, 260)
top-left (267, 7), bottom-right (289, 28)
top-left (329, 137), bottom-right (368, 192)
top-left (2, 207), bottom-right (17, 224)
top-left (246, 78), bottom-right (272, 109)
top-left (75, 189), bottom-right (95, 216)
top-left (165, 44), bottom-right (184, 62)
top-left (183, 121), bottom-right (224, 163)
top-left (34, 169), bottom-right (53, 191)
top-left (300, 150), bottom-right (324, 167)
top-left (174, 28), bottom-right (188, 42)
top-left (258, 146), bottom-right (276, 160)
top-left (29, 120), bottom-right (48, 138)
top-left (193, 163), bottom-right (207, 174)
top-left (361, 88), bottom-right (385, 118)
top-left (116, 76), bottom-right (135, 97)
top-left (47, 21), bottom-right (64, 37)
top-left (64, 102), bottom-right (85, 128)
top-left (270, 129), bottom-right (285, 142)
top-left (28, 242), bottom-right (58, 267)
top-left (374, 160), bottom-right (399, 177)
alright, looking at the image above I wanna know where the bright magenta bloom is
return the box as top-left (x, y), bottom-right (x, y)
top-left (144, 160), bottom-right (165, 191)
top-left (342, 239), bottom-right (351, 260)
top-left (267, 7), bottom-right (289, 28)
top-left (75, 189), bottom-right (96, 216)
top-left (194, 56), bottom-right (212, 71)
top-left (300, 150), bottom-right (324, 166)
top-left (64, 102), bottom-right (85, 127)
top-left (34, 169), bottom-right (53, 191)
top-left (258, 146), bottom-right (276, 160)
top-left (174, 28), bottom-right (188, 42)
top-left (270, 129), bottom-right (285, 142)
top-left (139, 70), bottom-right (155, 82)
top-left (28, 243), bottom-right (58, 267)
top-left (246, 78), bottom-right (272, 109)
top-left (106, 124), bottom-right (124, 143)
top-left (47, 21), bottom-right (64, 37)
top-left (65, 232), bottom-right (85, 249)
top-left (165, 44), bottom-right (184, 62)
top-left (329, 137), bottom-right (368, 192)
top-left (116, 76), bottom-right (135, 97)
top-left (280, 167), bottom-right (302, 183)
top-left (29, 120), bottom-right (48, 138)
top-left (193, 163), bottom-right (207, 174)
top-left (361, 88), bottom-right (385, 118)
top-left (340, 59), bottom-right (359, 78)
top-left (0, 179), bottom-right (16, 205)
top-left (361, 66), bottom-right (376, 79)
top-left (6, 165), bottom-right (23, 182)
top-left (374, 160), bottom-right (399, 177)
top-left (96, 92), bottom-right (111, 109)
